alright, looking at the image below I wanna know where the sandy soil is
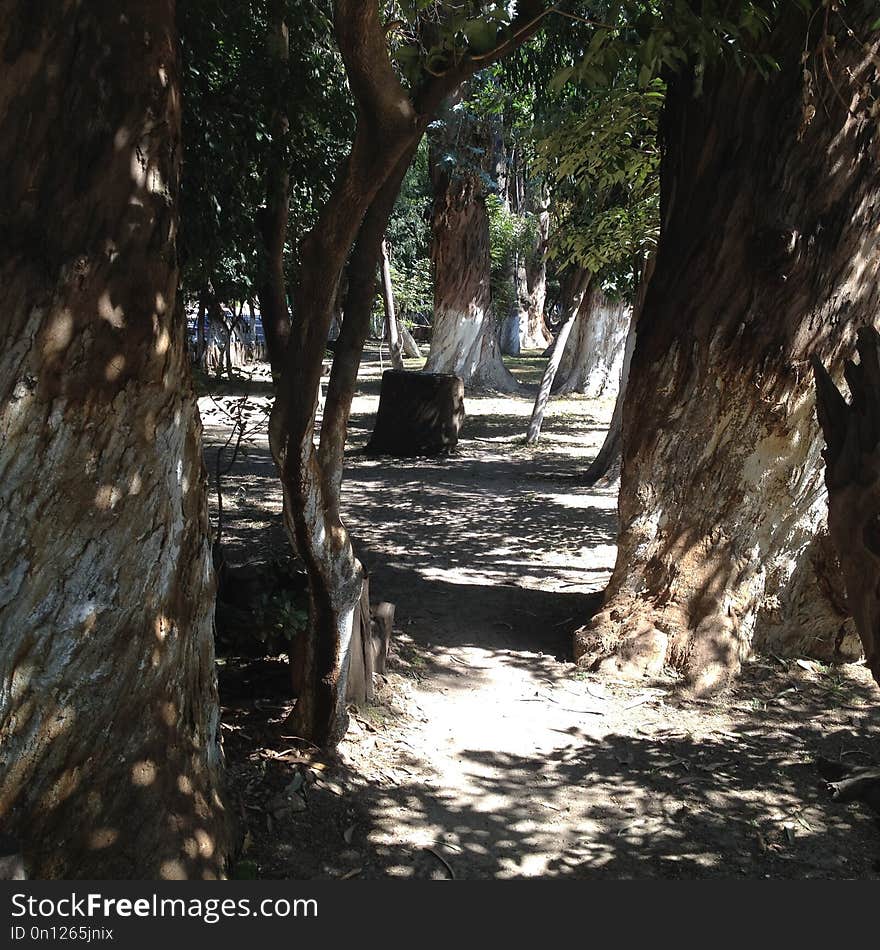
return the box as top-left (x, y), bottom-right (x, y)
top-left (199, 352), bottom-right (880, 880)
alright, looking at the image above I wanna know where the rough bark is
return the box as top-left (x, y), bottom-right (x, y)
top-left (574, 7), bottom-right (879, 693)
top-left (380, 239), bottom-right (404, 370)
top-left (526, 268), bottom-right (591, 444)
top-left (522, 196), bottom-right (551, 350)
top-left (0, 1), bottom-right (228, 878)
top-left (554, 288), bottom-right (631, 397)
top-left (424, 123), bottom-right (519, 392)
top-left (814, 326), bottom-right (880, 686)
top-left (257, 0), bottom-right (292, 380)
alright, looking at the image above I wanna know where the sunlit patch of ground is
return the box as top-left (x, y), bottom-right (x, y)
top-left (200, 349), bottom-right (880, 880)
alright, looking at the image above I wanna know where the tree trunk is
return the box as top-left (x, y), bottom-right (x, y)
top-left (583, 257), bottom-right (654, 487)
top-left (574, 7), bottom-right (879, 694)
top-left (0, 0), bottom-right (228, 879)
top-left (522, 196), bottom-right (551, 350)
top-left (257, 0), bottom-right (292, 380)
top-left (195, 290), bottom-right (208, 368)
top-left (380, 239), bottom-right (404, 370)
top-left (367, 370), bottom-right (465, 456)
top-left (554, 288), bottom-right (631, 397)
top-left (526, 268), bottom-right (591, 444)
top-left (814, 326), bottom-right (880, 687)
top-left (424, 127), bottom-right (518, 392)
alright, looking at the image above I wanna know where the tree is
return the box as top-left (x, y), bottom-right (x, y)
top-left (576, 2), bottom-right (880, 694)
top-left (526, 266), bottom-right (592, 443)
top-left (0, 1), bottom-right (228, 878)
top-left (423, 102), bottom-right (519, 391)
top-left (553, 286), bottom-right (630, 396)
top-left (525, 74), bottom-right (661, 442)
top-left (269, 0), bottom-right (551, 745)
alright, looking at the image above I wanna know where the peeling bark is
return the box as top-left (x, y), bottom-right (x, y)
top-left (526, 268), bottom-right (591, 444)
top-left (554, 288), bottom-right (631, 397)
top-left (575, 8), bottom-right (880, 693)
top-left (0, 1), bottom-right (228, 878)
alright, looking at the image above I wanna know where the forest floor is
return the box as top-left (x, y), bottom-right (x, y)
top-left (199, 347), bottom-right (880, 880)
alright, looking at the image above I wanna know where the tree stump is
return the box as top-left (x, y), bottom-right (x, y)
top-left (367, 370), bottom-right (465, 456)
top-left (346, 575), bottom-right (395, 705)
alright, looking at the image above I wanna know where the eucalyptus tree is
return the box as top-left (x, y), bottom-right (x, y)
top-left (0, 0), bottom-right (228, 878)
top-left (577, 0), bottom-right (880, 692)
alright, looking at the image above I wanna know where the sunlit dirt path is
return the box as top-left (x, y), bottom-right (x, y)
top-left (201, 355), bottom-right (880, 879)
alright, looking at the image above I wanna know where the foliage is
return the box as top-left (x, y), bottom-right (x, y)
top-left (536, 77), bottom-right (663, 289)
top-left (178, 0), bottom-right (353, 305)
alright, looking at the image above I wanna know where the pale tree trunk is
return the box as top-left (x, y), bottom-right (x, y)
top-left (380, 239), bottom-right (404, 370)
top-left (526, 268), bottom-right (591, 444)
top-left (424, 124), bottom-right (519, 392)
top-left (575, 7), bottom-right (880, 693)
top-left (0, 0), bottom-right (228, 879)
top-left (554, 288), bottom-right (631, 396)
top-left (257, 0), bottom-right (292, 379)
top-left (195, 289), bottom-right (208, 368)
top-left (584, 256), bottom-right (654, 487)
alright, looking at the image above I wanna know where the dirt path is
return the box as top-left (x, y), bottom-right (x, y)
top-left (201, 355), bottom-right (880, 879)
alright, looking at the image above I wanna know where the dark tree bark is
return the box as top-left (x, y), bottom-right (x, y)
top-left (526, 268), bottom-right (591, 444)
top-left (424, 116), bottom-right (519, 392)
top-left (575, 6), bottom-right (879, 693)
top-left (257, 0), bottom-right (292, 379)
top-left (0, 0), bottom-right (228, 878)
top-left (814, 326), bottom-right (880, 687)
top-left (269, 0), bottom-right (549, 745)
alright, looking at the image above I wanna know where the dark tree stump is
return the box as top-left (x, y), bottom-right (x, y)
top-left (367, 370), bottom-right (465, 456)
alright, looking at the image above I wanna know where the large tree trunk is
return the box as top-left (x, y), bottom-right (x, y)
top-left (814, 327), bottom-right (880, 687)
top-left (574, 7), bottom-right (879, 694)
top-left (525, 268), bottom-right (591, 444)
top-left (0, 1), bottom-right (228, 879)
top-left (257, 0), bottom-right (292, 380)
top-left (554, 288), bottom-right (631, 397)
top-left (521, 195), bottom-right (551, 350)
top-left (424, 124), bottom-right (519, 392)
